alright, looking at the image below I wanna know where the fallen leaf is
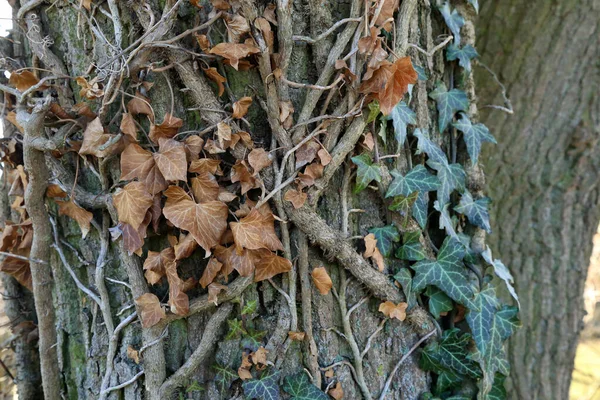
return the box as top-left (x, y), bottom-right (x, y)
top-left (373, 0), bottom-right (399, 31)
top-left (143, 247), bottom-right (175, 285)
top-left (149, 113), bottom-right (183, 143)
top-left (237, 131), bottom-right (254, 148)
top-left (120, 113), bottom-right (138, 141)
top-left (46, 184), bottom-right (67, 198)
top-left (184, 135), bottom-right (204, 162)
top-left (226, 14), bottom-right (250, 42)
top-left (252, 347), bottom-right (268, 366)
top-left (364, 233), bottom-right (385, 271)
top-left (230, 208), bottom-right (284, 253)
top-left (76, 76), bottom-right (104, 99)
top-left (9, 70), bottom-right (40, 92)
top-left (135, 293), bottom-right (166, 328)
top-left (200, 257), bottom-right (224, 288)
top-left (279, 100), bottom-right (294, 129)
top-left (174, 233), bottom-right (199, 260)
top-left (232, 96), bottom-right (253, 119)
top-left (378, 301), bottom-right (408, 321)
top-left (255, 17), bottom-right (274, 49)
top-left (208, 282), bottom-right (228, 305)
top-left (0, 257), bottom-right (31, 290)
top-left (189, 158), bottom-right (222, 175)
top-left (214, 245), bottom-right (254, 276)
top-left (288, 331), bottom-right (305, 341)
top-left (79, 117), bottom-right (122, 158)
top-left (209, 43), bottom-right (260, 70)
top-left (311, 266), bottom-right (333, 295)
top-left (248, 148), bottom-right (272, 174)
top-left (127, 346), bottom-right (140, 364)
top-left (153, 138), bottom-right (188, 182)
top-left (203, 67), bottom-right (227, 97)
top-left (251, 249), bottom-right (292, 281)
top-left (5, 111), bottom-right (23, 133)
top-left (195, 34), bottom-right (211, 51)
top-left (329, 382), bottom-right (344, 400)
top-left (263, 4), bottom-right (277, 25)
top-left (284, 188), bottom-right (307, 209)
top-left (231, 161), bottom-right (257, 194)
top-left (120, 143), bottom-right (155, 181)
top-left (210, 0), bottom-right (230, 10)
top-left (113, 181), bottom-right (154, 230)
top-left (162, 186), bottom-right (228, 255)
top-left (317, 148), bottom-right (332, 166)
top-left (295, 140), bottom-right (320, 169)
top-left (127, 92), bottom-right (154, 122)
top-left (56, 200), bottom-right (93, 238)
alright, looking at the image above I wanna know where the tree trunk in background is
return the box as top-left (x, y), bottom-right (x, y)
top-left (476, 1), bottom-right (600, 399)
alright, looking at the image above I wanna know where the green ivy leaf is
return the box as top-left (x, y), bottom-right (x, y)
top-left (487, 374), bottom-right (508, 400)
top-left (396, 231), bottom-right (426, 261)
top-left (434, 201), bottom-right (459, 241)
top-left (213, 364), bottom-right (238, 394)
top-left (438, 2), bottom-right (465, 45)
top-left (242, 328), bottom-right (267, 351)
top-left (427, 159), bottom-right (466, 205)
top-left (226, 318), bottom-right (247, 340)
top-left (420, 328), bottom-right (481, 378)
top-left (413, 192), bottom-right (429, 229)
top-left (186, 380), bottom-right (205, 393)
top-left (282, 373), bottom-right (328, 400)
top-left (388, 191), bottom-right (419, 227)
top-left (468, 0), bottom-right (479, 13)
top-left (467, 287), bottom-right (520, 397)
top-left (436, 370), bottom-right (463, 394)
top-left (369, 225), bottom-right (400, 257)
top-left (412, 237), bottom-right (476, 309)
top-left (446, 44), bottom-right (478, 72)
top-left (242, 370), bottom-right (281, 400)
top-left (367, 100), bottom-right (380, 123)
top-left (393, 268), bottom-right (417, 309)
top-left (415, 65), bottom-right (428, 81)
top-left (452, 113), bottom-right (496, 165)
top-left (351, 153), bottom-right (381, 193)
top-left (481, 246), bottom-right (520, 307)
top-left (429, 82), bottom-right (469, 133)
top-left (242, 299), bottom-right (258, 315)
top-left (455, 190), bottom-right (491, 233)
top-left (426, 286), bottom-right (454, 318)
top-left (386, 165), bottom-right (440, 198)
top-left (386, 101), bottom-right (416, 146)
top-left (414, 129), bottom-right (447, 164)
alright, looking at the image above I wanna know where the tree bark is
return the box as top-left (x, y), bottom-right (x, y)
top-left (477, 1), bottom-right (600, 398)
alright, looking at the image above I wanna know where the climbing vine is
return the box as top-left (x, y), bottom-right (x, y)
top-left (0, 0), bottom-right (519, 399)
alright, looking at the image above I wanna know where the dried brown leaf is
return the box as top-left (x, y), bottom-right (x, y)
top-left (230, 208), bottom-right (284, 253)
top-left (311, 266), bottom-right (333, 295)
top-left (135, 293), bottom-right (166, 328)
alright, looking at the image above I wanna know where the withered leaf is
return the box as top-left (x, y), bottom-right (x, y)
top-left (374, 0), bottom-right (399, 31)
top-left (200, 257), bottom-right (224, 288)
top-left (288, 331), bottom-right (306, 341)
top-left (143, 247), bottom-right (175, 285)
top-left (209, 43), bottom-right (260, 71)
top-left (295, 140), bottom-right (320, 169)
top-left (248, 148), bottom-right (272, 175)
top-left (56, 200), bottom-right (93, 238)
top-left (9, 70), bottom-right (41, 92)
top-left (0, 257), bottom-right (32, 290)
top-left (120, 113), bottom-right (138, 141)
top-left (189, 158), bottom-right (222, 175)
top-left (153, 138), bottom-right (188, 182)
top-left (283, 188), bottom-right (307, 209)
top-left (120, 143), bottom-right (154, 181)
top-left (232, 96), bottom-right (253, 119)
top-left (127, 92), bottom-right (154, 122)
top-left (184, 135), bottom-right (204, 162)
top-left (165, 262), bottom-right (189, 315)
top-left (79, 117), bottom-right (122, 158)
top-left (46, 184), bottom-right (67, 198)
top-left (208, 282), bottom-right (228, 305)
top-left (203, 67), bottom-right (227, 97)
top-left (113, 181), bottom-right (154, 230)
top-left (329, 382), bottom-right (344, 400)
top-left (210, 0), bottom-right (230, 10)
top-left (311, 266), bottom-right (333, 295)
top-left (76, 76), bottom-right (104, 100)
top-left (230, 208), bottom-right (284, 253)
top-left (231, 161), bottom-right (257, 194)
top-left (363, 131), bottom-right (375, 151)
top-left (252, 249), bottom-right (292, 281)
top-left (149, 113), bottom-right (183, 143)
top-left (226, 14), bottom-right (250, 42)
top-left (317, 148), bottom-right (332, 166)
top-left (162, 186), bottom-right (228, 255)
top-left (135, 293), bottom-right (166, 328)
top-left (174, 233), bottom-right (198, 260)
top-left (214, 245), bottom-right (254, 277)
top-left (191, 172), bottom-right (220, 202)
top-left (195, 34), bottom-right (211, 51)
top-left (127, 346), bottom-right (140, 364)
top-left (378, 301), bottom-right (408, 321)
top-left (279, 100), bottom-right (294, 129)
top-left (364, 233), bottom-right (385, 272)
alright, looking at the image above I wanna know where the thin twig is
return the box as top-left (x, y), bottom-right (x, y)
top-left (0, 251), bottom-right (47, 265)
top-left (476, 61), bottom-right (514, 114)
top-left (293, 18), bottom-right (362, 43)
top-left (408, 35), bottom-right (453, 58)
top-left (100, 370), bottom-right (144, 396)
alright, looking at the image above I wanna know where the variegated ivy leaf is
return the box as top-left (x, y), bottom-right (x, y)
top-left (466, 287), bottom-right (520, 397)
top-left (283, 373), bottom-right (328, 400)
top-left (455, 190), bottom-right (491, 233)
top-left (242, 370), bottom-right (281, 400)
top-left (413, 192), bottom-right (429, 229)
top-left (436, 370), bottom-right (463, 394)
top-left (368, 225), bottom-right (400, 257)
top-left (351, 153), bottom-right (381, 193)
top-left (388, 191), bottom-right (419, 227)
top-left (446, 44), bottom-right (478, 73)
top-left (439, 2), bottom-right (464, 45)
top-left (420, 328), bottom-right (481, 379)
top-left (396, 231), bottom-right (426, 261)
top-left (427, 159), bottom-right (466, 205)
top-left (386, 101), bottom-right (416, 146)
top-left (213, 364), bottom-right (238, 394)
top-left (394, 268), bottom-right (417, 309)
top-left (386, 165), bottom-right (440, 198)
top-left (429, 82), bottom-right (469, 133)
top-left (415, 65), bottom-right (428, 81)
top-left (412, 236), bottom-right (477, 309)
top-left (468, 0), bottom-right (479, 13)
top-left (426, 286), bottom-right (454, 318)
top-left (452, 113), bottom-right (496, 165)
top-left (414, 129), bottom-right (447, 164)
top-left (482, 246), bottom-right (520, 308)
top-left (434, 200), bottom-right (460, 241)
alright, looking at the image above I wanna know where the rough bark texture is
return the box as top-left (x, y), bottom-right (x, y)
top-left (476, 1), bottom-right (600, 399)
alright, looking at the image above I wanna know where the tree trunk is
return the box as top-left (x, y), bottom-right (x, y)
top-left (476, 1), bottom-right (600, 399)
top-left (0, 0), bottom-right (516, 399)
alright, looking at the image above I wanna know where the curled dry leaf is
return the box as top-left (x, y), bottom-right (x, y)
top-left (378, 301), bottom-right (408, 321)
top-left (135, 293), bottom-right (166, 328)
top-left (127, 92), bottom-right (154, 122)
top-left (364, 233), bottom-right (385, 272)
top-left (174, 233), bottom-right (198, 260)
top-left (120, 143), bottom-right (167, 195)
top-left (203, 67), bottom-right (226, 97)
top-left (251, 248), bottom-right (292, 282)
top-left (252, 347), bottom-right (268, 367)
top-left (329, 382), bottom-right (344, 400)
top-left (217, 122), bottom-right (232, 147)
top-left (231, 161), bottom-right (257, 194)
top-left (373, 0), bottom-right (399, 31)
top-left (283, 188), bottom-right (307, 209)
top-left (79, 117), bottom-right (122, 158)
top-left (120, 113), bottom-right (137, 141)
top-left (113, 181), bottom-right (154, 230)
top-left (209, 43), bottom-right (260, 71)
top-left (165, 262), bottom-right (189, 315)
top-left (255, 17), bottom-right (274, 49)
top-left (76, 76), bottom-right (104, 99)
top-left (208, 282), bottom-right (228, 305)
top-left (238, 352), bottom-right (253, 380)
top-left (230, 208), bottom-right (284, 253)
top-left (288, 331), bottom-right (306, 341)
top-left (56, 200), bottom-right (93, 238)
top-left (5, 111), bottom-right (23, 133)
top-left (317, 148), bottom-right (332, 166)
top-left (127, 346), bottom-right (140, 364)
top-left (232, 96), bottom-right (253, 119)
top-left (214, 245), bottom-right (254, 276)
top-left (311, 266), bottom-right (333, 295)
top-left (279, 100), bottom-right (294, 129)
top-left (248, 148), bottom-right (272, 175)
top-left (143, 247), bottom-right (175, 285)
top-left (295, 140), bottom-right (320, 169)
top-left (46, 184), bottom-right (67, 198)
top-left (200, 257), bottom-right (224, 288)
top-left (226, 14), bottom-right (250, 42)
top-left (195, 34), bottom-right (211, 51)
top-left (263, 4), bottom-right (278, 25)
top-left (153, 138), bottom-right (188, 182)
top-left (162, 186), bottom-right (228, 256)
top-left (149, 113), bottom-right (183, 143)
top-left (9, 70), bottom-right (41, 92)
